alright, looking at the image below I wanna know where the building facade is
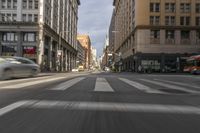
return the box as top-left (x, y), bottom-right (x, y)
top-left (77, 40), bottom-right (85, 68)
top-left (77, 34), bottom-right (91, 69)
top-left (90, 46), bottom-right (97, 68)
top-left (0, 0), bottom-right (80, 72)
top-left (112, 0), bottom-right (200, 72)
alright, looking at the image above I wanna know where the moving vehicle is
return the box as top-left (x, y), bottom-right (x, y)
top-left (78, 65), bottom-right (84, 72)
top-left (72, 68), bottom-right (79, 72)
top-left (0, 56), bottom-right (40, 80)
top-left (184, 55), bottom-right (200, 74)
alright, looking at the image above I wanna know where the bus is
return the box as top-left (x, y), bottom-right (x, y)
top-left (184, 55), bottom-right (200, 74)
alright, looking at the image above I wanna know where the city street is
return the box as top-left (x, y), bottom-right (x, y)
top-left (0, 71), bottom-right (200, 133)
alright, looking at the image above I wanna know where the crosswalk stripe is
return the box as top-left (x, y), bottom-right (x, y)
top-left (0, 77), bottom-right (68, 89)
top-left (50, 77), bottom-right (86, 90)
top-left (94, 78), bottom-right (114, 92)
top-left (0, 76), bottom-right (52, 86)
top-left (140, 79), bottom-right (200, 94)
top-left (154, 79), bottom-right (200, 89)
top-left (119, 78), bottom-right (162, 94)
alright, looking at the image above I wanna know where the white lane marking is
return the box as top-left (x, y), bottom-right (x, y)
top-left (14, 100), bottom-right (200, 115)
top-left (94, 78), bottom-right (114, 92)
top-left (119, 78), bottom-right (163, 94)
top-left (50, 77), bottom-right (86, 90)
top-left (0, 76), bottom-right (52, 85)
top-left (1, 100), bottom-right (200, 117)
top-left (0, 77), bottom-right (68, 89)
top-left (140, 79), bottom-right (200, 94)
top-left (0, 100), bottom-right (36, 117)
top-left (154, 79), bottom-right (200, 89)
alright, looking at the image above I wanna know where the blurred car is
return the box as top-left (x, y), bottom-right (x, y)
top-left (0, 56), bottom-right (40, 80)
top-left (72, 68), bottom-right (79, 72)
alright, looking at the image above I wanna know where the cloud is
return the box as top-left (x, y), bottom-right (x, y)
top-left (78, 0), bottom-right (113, 56)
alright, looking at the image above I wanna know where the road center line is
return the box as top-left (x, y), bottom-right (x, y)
top-left (50, 77), bottom-right (86, 90)
top-left (94, 78), bottom-right (114, 92)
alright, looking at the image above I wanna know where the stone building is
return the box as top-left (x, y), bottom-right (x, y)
top-left (112, 0), bottom-right (200, 72)
top-left (77, 34), bottom-right (91, 69)
top-left (0, 0), bottom-right (80, 71)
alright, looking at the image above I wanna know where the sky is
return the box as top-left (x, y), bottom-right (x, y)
top-left (78, 0), bottom-right (113, 57)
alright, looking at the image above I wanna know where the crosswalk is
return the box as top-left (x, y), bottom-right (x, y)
top-left (0, 76), bottom-right (199, 95)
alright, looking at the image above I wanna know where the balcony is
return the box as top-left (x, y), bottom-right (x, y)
top-left (165, 39), bottom-right (175, 44)
top-left (180, 39), bottom-right (191, 45)
top-left (150, 38), bottom-right (160, 44)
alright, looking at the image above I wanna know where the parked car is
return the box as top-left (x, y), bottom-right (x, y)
top-left (0, 56), bottom-right (40, 80)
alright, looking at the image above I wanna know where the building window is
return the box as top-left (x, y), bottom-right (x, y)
top-left (7, 14), bottom-right (11, 21)
top-left (23, 0), bottom-right (27, 9)
top-left (181, 30), bottom-right (190, 39)
top-left (29, 0), bottom-right (33, 9)
top-left (2, 46), bottom-right (17, 56)
top-left (180, 16), bottom-right (190, 26)
top-left (13, 14), bottom-right (17, 21)
top-left (1, 0), bottom-right (6, 9)
top-left (166, 30), bottom-right (175, 39)
top-left (165, 3), bottom-right (175, 13)
top-left (13, 0), bottom-right (17, 9)
top-left (28, 14), bottom-right (32, 22)
top-left (151, 30), bottom-right (160, 39)
top-left (196, 4), bottom-right (200, 13)
top-left (150, 3), bottom-right (160, 12)
top-left (1, 14), bottom-right (5, 21)
top-left (180, 3), bottom-right (191, 13)
top-left (34, 14), bottom-right (38, 22)
top-left (2, 32), bottom-right (18, 42)
top-left (22, 14), bottom-right (26, 22)
top-left (197, 31), bottom-right (200, 39)
top-left (7, 0), bottom-right (11, 9)
top-left (150, 16), bottom-right (160, 25)
top-left (35, 0), bottom-right (38, 9)
top-left (196, 17), bottom-right (200, 26)
top-left (165, 16), bottom-right (175, 25)
top-left (23, 33), bottom-right (36, 42)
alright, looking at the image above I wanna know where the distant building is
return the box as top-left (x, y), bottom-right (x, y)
top-left (0, 0), bottom-right (80, 72)
top-left (112, 0), bottom-right (200, 72)
top-left (108, 9), bottom-right (115, 68)
top-left (77, 40), bottom-right (85, 68)
top-left (91, 46), bottom-right (97, 68)
top-left (77, 34), bottom-right (91, 69)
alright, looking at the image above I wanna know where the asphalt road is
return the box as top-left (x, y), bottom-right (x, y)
top-left (0, 71), bottom-right (200, 133)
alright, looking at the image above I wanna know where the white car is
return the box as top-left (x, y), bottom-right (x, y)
top-left (0, 57), bottom-right (40, 80)
top-left (72, 68), bottom-right (79, 72)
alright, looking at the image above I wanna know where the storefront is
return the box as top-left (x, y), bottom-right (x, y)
top-left (1, 45), bottom-right (17, 56)
top-left (133, 53), bottom-right (192, 73)
top-left (22, 46), bottom-right (37, 62)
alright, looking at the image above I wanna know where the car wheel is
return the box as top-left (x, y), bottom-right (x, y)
top-left (30, 69), bottom-right (37, 77)
top-left (2, 69), bottom-right (13, 80)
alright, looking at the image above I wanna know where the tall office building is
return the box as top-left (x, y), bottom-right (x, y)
top-left (0, 0), bottom-right (80, 71)
top-left (112, 0), bottom-right (200, 72)
top-left (77, 34), bottom-right (91, 69)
